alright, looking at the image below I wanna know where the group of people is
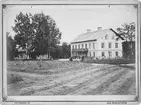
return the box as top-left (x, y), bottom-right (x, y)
top-left (69, 56), bottom-right (85, 61)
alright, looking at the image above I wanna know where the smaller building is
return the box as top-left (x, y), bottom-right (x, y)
top-left (71, 27), bottom-right (124, 59)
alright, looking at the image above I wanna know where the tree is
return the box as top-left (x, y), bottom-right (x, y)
top-left (117, 22), bottom-right (135, 41)
top-left (50, 42), bottom-right (71, 59)
top-left (61, 42), bottom-right (71, 58)
top-left (7, 32), bottom-right (15, 60)
top-left (117, 22), bottom-right (135, 59)
top-left (12, 12), bottom-right (61, 59)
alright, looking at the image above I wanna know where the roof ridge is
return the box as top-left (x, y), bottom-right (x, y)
top-left (71, 28), bottom-right (114, 43)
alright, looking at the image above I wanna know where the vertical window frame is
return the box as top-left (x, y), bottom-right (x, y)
top-left (93, 43), bottom-right (95, 49)
top-left (109, 43), bottom-right (112, 48)
top-left (101, 43), bottom-right (104, 48)
top-left (85, 43), bottom-right (87, 49)
top-left (102, 52), bottom-right (105, 56)
top-left (116, 52), bottom-right (118, 56)
top-left (115, 43), bottom-right (118, 48)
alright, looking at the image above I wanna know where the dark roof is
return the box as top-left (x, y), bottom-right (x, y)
top-left (71, 28), bottom-right (123, 44)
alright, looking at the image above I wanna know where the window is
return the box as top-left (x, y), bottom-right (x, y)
top-left (116, 52), bottom-right (118, 56)
top-left (102, 52), bottom-right (105, 56)
top-left (101, 43), bottom-right (104, 48)
top-left (93, 52), bottom-right (95, 57)
top-left (108, 51), bottom-right (112, 57)
top-left (109, 43), bottom-right (112, 48)
top-left (93, 43), bottom-right (95, 49)
top-left (72, 45), bottom-right (74, 49)
top-left (89, 43), bottom-right (91, 49)
top-left (78, 45), bottom-right (80, 49)
top-left (85, 44), bottom-right (87, 48)
top-left (82, 44), bottom-right (83, 48)
top-left (105, 34), bottom-right (108, 39)
top-left (75, 45), bottom-right (77, 49)
top-left (115, 43), bottom-right (118, 48)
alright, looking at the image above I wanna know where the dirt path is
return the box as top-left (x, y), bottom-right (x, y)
top-left (8, 63), bottom-right (135, 95)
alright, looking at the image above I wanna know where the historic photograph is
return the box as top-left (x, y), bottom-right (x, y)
top-left (3, 4), bottom-right (137, 96)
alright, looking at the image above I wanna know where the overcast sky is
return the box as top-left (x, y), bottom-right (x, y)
top-left (4, 5), bottom-right (137, 44)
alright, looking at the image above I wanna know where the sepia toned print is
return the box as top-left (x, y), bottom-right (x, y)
top-left (2, 1), bottom-right (140, 103)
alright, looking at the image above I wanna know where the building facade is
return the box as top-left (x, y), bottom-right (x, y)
top-left (71, 27), bottom-right (124, 59)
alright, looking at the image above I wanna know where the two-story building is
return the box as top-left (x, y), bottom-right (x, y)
top-left (70, 27), bottom-right (124, 59)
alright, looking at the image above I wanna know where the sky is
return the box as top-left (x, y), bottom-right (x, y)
top-left (3, 5), bottom-right (137, 44)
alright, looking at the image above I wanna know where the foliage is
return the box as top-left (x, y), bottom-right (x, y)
top-left (61, 42), bottom-right (71, 58)
top-left (12, 12), bottom-right (61, 58)
top-left (7, 32), bottom-right (16, 61)
top-left (122, 41), bottom-right (135, 59)
top-left (117, 22), bottom-right (135, 41)
top-left (83, 57), bottom-right (135, 64)
top-left (50, 42), bottom-right (71, 59)
top-left (50, 45), bottom-right (63, 59)
top-left (117, 22), bottom-right (135, 59)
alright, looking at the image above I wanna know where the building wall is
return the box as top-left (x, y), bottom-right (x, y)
top-left (71, 30), bottom-right (123, 59)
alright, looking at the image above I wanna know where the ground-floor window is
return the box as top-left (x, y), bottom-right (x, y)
top-left (116, 52), bottom-right (118, 56)
top-left (102, 52), bottom-right (105, 56)
top-left (89, 52), bottom-right (91, 57)
top-left (108, 51), bottom-right (112, 57)
top-left (93, 52), bottom-right (95, 57)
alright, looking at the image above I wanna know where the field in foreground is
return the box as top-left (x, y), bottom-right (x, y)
top-left (7, 60), bottom-right (136, 95)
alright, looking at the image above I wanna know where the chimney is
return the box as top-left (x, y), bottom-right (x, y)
top-left (97, 27), bottom-right (102, 31)
top-left (87, 29), bottom-right (91, 32)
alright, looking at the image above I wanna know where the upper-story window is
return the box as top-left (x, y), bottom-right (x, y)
top-left (89, 43), bottom-right (91, 49)
top-left (109, 43), bottom-right (112, 48)
top-left (112, 35), bottom-right (115, 39)
top-left (101, 43), bottom-right (104, 48)
top-left (105, 34), bottom-right (108, 39)
top-left (72, 45), bottom-right (74, 49)
top-left (115, 43), bottom-right (118, 48)
top-left (75, 45), bottom-right (77, 49)
top-left (82, 44), bottom-right (84, 48)
top-left (78, 45), bottom-right (80, 49)
top-left (93, 43), bottom-right (95, 49)
top-left (85, 43), bottom-right (87, 49)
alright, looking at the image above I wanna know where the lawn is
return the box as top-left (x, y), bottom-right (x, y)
top-left (7, 60), bottom-right (136, 95)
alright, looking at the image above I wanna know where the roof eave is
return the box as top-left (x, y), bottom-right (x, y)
top-left (110, 28), bottom-right (124, 40)
top-left (71, 39), bottom-right (97, 44)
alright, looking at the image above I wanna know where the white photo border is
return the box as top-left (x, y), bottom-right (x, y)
top-left (0, 0), bottom-right (140, 104)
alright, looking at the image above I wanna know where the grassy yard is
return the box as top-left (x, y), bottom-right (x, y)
top-left (7, 60), bottom-right (136, 95)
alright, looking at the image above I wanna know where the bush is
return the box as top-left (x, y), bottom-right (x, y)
top-left (7, 74), bottom-right (23, 84)
top-left (122, 41), bottom-right (135, 59)
top-left (83, 57), bottom-right (135, 64)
